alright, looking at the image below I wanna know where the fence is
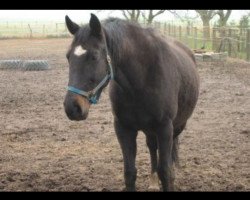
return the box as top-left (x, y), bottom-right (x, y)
top-left (149, 22), bottom-right (250, 62)
top-left (0, 21), bottom-right (250, 61)
top-left (0, 22), bottom-right (70, 38)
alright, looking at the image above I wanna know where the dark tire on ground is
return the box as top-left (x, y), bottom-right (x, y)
top-left (0, 60), bottom-right (23, 70)
top-left (0, 60), bottom-right (49, 71)
top-left (22, 60), bottom-right (49, 71)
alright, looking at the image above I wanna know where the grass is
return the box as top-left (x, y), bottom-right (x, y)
top-left (0, 21), bottom-right (248, 61)
top-left (0, 22), bottom-right (68, 39)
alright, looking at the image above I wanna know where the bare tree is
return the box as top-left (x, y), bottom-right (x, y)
top-left (141, 10), bottom-right (166, 25)
top-left (121, 10), bottom-right (141, 23)
top-left (167, 10), bottom-right (200, 30)
top-left (216, 10), bottom-right (232, 27)
top-left (195, 10), bottom-right (217, 39)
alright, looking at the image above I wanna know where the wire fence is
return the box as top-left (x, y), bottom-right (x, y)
top-left (148, 22), bottom-right (250, 61)
top-left (0, 21), bottom-right (250, 61)
top-left (0, 22), bottom-right (69, 38)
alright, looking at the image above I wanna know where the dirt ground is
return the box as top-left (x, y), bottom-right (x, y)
top-left (0, 38), bottom-right (249, 191)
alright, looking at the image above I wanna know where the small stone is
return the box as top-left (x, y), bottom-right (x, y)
top-left (102, 188), bottom-right (110, 192)
top-left (235, 184), bottom-right (244, 190)
top-left (240, 130), bottom-right (249, 135)
top-left (235, 93), bottom-right (244, 96)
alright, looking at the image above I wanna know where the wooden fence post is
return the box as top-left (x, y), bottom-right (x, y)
top-left (164, 23), bottom-right (167, 36)
top-left (228, 28), bottom-right (232, 57)
top-left (168, 23), bottom-right (171, 36)
top-left (247, 29), bottom-right (250, 61)
top-left (154, 21), bottom-right (157, 30)
top-left (173, 26), bottom-right (176, 38)
top-left (179, 26), bottom-right (182, 42)
top-left (194, 27), bottom-right (197, 49)
top-left (212, 27), bottom-right (216, 51)
top-left (28, 24), bottom-right (33, 39)
top-left (43, 25), bottom-right (45, 37)
top-left (185, 25), bottom-right (188, 45)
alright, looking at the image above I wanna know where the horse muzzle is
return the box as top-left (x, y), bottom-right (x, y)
top-left (64, 92), bottom-right (90, 121)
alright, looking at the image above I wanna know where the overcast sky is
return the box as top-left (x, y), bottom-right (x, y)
top-left (0, 10), bottom-right (249, 23)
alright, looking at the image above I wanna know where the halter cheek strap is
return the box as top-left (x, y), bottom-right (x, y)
top-left (67, 54), bottom-right (114, 104)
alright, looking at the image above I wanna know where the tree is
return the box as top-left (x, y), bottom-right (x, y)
top-left (121, 10), bottom-right (141, 23)
top-left (239, 14), bottom-right (249, 28)
top-left (168, 10), bottom-right (199, 25)
top-left (195, 10), bottom-right (217, 39)
top-left (141, 10), bottom-right (166, 25)
top-left (239, 14), bottom-right (250, 35)
top-left (216, 10), bottom-right (232, 27)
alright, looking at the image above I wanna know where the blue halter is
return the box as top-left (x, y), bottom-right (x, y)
top-left (67, 54), bottom-right (114, 104)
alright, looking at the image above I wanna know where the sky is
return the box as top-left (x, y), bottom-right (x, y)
top-left (0, 10), bottom-right (249, 23)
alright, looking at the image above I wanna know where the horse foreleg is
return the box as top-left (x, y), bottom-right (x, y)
top-left (114, 120), bottom-right (138, 191)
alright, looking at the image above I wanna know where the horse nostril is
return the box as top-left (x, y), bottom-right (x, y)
top-left (74, 103), bottom-right (82, 114)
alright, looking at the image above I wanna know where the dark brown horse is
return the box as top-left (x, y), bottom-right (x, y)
top-left (63, 14), bottom-right (200, 191)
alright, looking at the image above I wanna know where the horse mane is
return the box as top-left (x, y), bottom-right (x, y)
top-left (102, 18), bottom-right (144, 62)
top-left (102, 18), bottom-right (195, 65)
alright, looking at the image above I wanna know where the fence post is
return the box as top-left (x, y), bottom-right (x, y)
top-left (28, 24), bottom-right (33, 39)
top-left (212, 27), bottom-right (216, 51)
top-left (228, 28), bottom-right (232, 57)
top-left (168, 23), bottom-right (171, 36)
top-left (194, 27), bottom-right (197, 49)
top-left (179, 26), bottom-right (182, 42)
top-left (173, 26), bottom-right (176, 38)
top-left (185, 25), bottom-right (188, 45)
top-left (43, 25), bottom-right (45, 37)
top-left (153, 21), bottom-right (156, 30)
top-left (164, 23), bottom-right (167, 36)
top-left (247, 29), bottom-right (250, 61)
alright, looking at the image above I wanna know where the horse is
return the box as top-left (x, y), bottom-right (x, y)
top-left (63, 13), bottom-right (200, 191)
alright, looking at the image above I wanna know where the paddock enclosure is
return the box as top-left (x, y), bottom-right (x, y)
top-left (0, 38), bottom-right (249, 191)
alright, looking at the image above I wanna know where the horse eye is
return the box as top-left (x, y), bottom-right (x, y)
top-left (91, 54), bottom-right (97, 61)
top-left (90, 52), bottom-right (99, 61)
top-left (89, 78), bottom-right (95, 83)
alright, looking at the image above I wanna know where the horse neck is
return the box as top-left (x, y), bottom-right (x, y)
top-left (104, 25), bottom-right (152, 92)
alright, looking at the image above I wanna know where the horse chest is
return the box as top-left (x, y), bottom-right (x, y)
top-left (110, 95), bottom-right (157, 130)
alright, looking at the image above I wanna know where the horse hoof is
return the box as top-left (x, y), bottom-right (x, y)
top-left (148, 173), bottom-right (160, 191)
top-left (148, 185), bottom-right (160, 191)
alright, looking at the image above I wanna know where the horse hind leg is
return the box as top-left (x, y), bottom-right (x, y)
top-left (145, 133), bottom-right (160, 191)
top-left (172, 137), bottom-right (180, 168)
top-left (172, 123), bottom-right (186, 168)
top-left (156, 118), bottom-right (175, 191)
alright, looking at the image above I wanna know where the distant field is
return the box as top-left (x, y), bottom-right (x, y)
top-left (0, 21), bottom-right (70, 38)
top-left (0, 20), bottom-right (249, 61)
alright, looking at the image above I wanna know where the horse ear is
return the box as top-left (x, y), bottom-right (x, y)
top-left (65, 15), bottom-right (80, 35)
top-left (89, 13), bottom-right (102, 38)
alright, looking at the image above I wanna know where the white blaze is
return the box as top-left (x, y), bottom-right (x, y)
top-left (74, 45), bottom-right (86, 56)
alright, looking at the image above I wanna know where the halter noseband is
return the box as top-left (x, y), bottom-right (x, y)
top-left (67, 54), bottom-right (114, 104)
